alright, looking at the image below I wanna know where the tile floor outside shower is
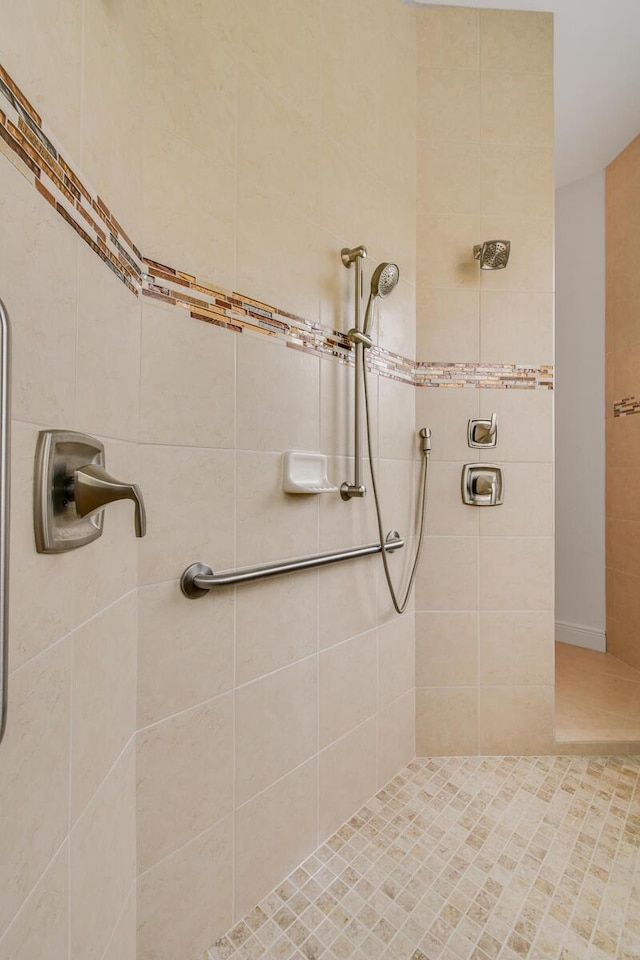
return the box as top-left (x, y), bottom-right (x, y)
top-left (555, 642), bottom-right (640, 742)
top-left (207, 755), bottom-right (640, 960)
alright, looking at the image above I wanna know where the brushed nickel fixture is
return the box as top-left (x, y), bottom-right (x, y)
top-left (0, 300), bottom-right (10, 747)
top-left (462, 463), bottom-right (504, 506)
top-left (340, 244), bottom-right (368, 500)
top-left (341, 256), bottom-right (401, 501)
top-left (473, 240), bottom-right (511, 270)
top-left (34, 430), bottom-right (146, 553)
top-left (181, 531), bottom-right (405, 598)
top-left (339, 245), bottom-right (431, 614)
top-left (361, 262), bottom-right (400, 341)
top-left (468, 412), bottom-right (498, 448)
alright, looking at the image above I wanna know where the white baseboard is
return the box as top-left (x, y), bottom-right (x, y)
top-left (555, 620), bottom-right (606, 652)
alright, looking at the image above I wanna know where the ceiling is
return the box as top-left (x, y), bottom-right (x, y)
top-left (411, 0), bottom-right (640, 188)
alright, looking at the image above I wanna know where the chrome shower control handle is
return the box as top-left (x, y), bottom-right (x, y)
top-left (73, 464), bottom-right (146, 537)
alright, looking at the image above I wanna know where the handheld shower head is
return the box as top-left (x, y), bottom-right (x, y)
top-left (362, 262), bottom-right (399, 340)
top-left (370, 262), bottom-right (399, 298)
top-left (473, 240), bottom-right (510, 270)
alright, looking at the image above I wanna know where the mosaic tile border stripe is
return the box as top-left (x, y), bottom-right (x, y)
top-left (614, 397), bottom-right (640, 417)
top-left (0, 61), bottom-right (553, 392)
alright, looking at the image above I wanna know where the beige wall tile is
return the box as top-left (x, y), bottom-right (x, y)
top-left (416, 386), bottom-right (480, 462)
top-left (416, 687), bottom-right (479, 757)
top-left (480, 10), bottom-right (553, 75)
top-left (417, 288), bottom-right (480, 362)
top-left (236, 180), bottom-right (322, 323)
top-left (479, 462), bottom-right (553, 537)
top-left (481, 72), bottom-right (553, 146)
top-left (481, 144), bottom-right (554, 219)
top-left (102, 888), bottom-right (136, 960)
top-left (418, 5), bottom-right (479, 71)
top-left (318, 557), bottom-right (379, 650)
top-left (8, 420), bottom-right (76, 670)
top-left (378, 615), bottom-right (415, 709)
top-left (418, 141), bottom-right (480, 217)
top-left (425, 461), bottom-right (479, 537)
top-left (320, 359), bottom-right (361, 461)
top-left (375, 459), bottom-right (419, 548)
top-left (238, 0), bottom-right (323, 124)
top-left (237, 336), bottom-right (319, 453)
top-left (479, 612), bottom-right (554, 686)
top-left (235, 570), bottom-right (318, 686)
top-left (142, 130), bottom-right (236, 290)
top-left (238, 68), bottom-right (322, 225)
top-left (0, 843), bottom-right (68, 960)
top-left (71, 593), bottom-right (137, 823)
top-left (83, 0), bottom-right (142, 236)
top-left (144, 1), bottom-right (237, 167)
top-left (417, 69), bottom-right (480, 143)
top-left (70, 743), bottom-right (136, 960)
top-left (137, 694), bottom-right (233, 873)
top-left (480, 290), bottom-right (553, 365)
top-left (139, 303), bottom-right (235, 448)
top-left (376, 275), bottom-right (417, 359)
top-left (377, 690), bottom-right (415, 787)
top-left (236, 451), bottom-right (318, 567)
top-left (479, 685), bottom-right (555, 754)
top-left (320, 631), bottom-right (377, 747)
top-left (417, 214), bottom-right (481, 290)
top-left (477, 389), bottom-right (553, 463)
top-left (138, 580), bottom-right (234, 728)
top-left (378, 377), bottom-right (419, 461)
top-left (318, 458), bottom-right (378, 552)
top-left (235, 658), bottom-right (318, 805)
top-left (479, 537), bottom-right (554, 611)
top-left (319, 139), bottom-right (382, 262)
top-left (234, 759), bottom-right (318, 918)
top-left (138, 445), bottom-right (235, 585)
top-left (319, 719), bottom-right (377, 842)
top-left (0, 641), bottom-right (71, 938)
top-left (137, 817), bottom-right (233, 960)
top-left (415, 536), bottom-right (479, 612)
top-left (75, 245), bottom-right (140, 442)
top-left (0, 0), bottom-right (82, 157)
top-left (0, 162), bottom-right (77, 426)
top-left (415, 612), bottom-right (478, 687)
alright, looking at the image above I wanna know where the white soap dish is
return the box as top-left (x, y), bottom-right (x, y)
top-left (283, 451), bottom-right (337, 494)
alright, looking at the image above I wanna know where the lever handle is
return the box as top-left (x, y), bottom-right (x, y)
top-left (73, 464), bottom-right (146, 537)
top-left (476, 412), bottom-right (497, 444)
top-left (474, 473), bottom-right (497, 502)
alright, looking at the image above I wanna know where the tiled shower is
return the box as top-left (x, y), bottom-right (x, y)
top-left (0, 2), bottom-right (635, 960)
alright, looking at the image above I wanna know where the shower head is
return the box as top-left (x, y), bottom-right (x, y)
top-left (362, 262), bottom-right (400, 341)
top-left (473, 240), bottom-right (510, 270)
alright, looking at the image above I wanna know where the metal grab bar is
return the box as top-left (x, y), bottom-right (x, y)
top-left (180, 531), bottom-right (404, 599)
top-left (0, 301), bottom-right (11, 745)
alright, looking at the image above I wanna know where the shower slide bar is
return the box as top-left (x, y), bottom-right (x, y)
top-left (0, 301), bottom-right (11, 746)
top-left (180, 531), bottom-right (404, 599)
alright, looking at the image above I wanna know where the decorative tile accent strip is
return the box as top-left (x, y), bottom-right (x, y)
top-left (209, 755), bottom-right (640, 960)
top-left (614, 397), bottom-right (640, 417)
top-left (0, 61), bottom-right (553, 392)
top-left (415, 361), bottom-right (554, 390)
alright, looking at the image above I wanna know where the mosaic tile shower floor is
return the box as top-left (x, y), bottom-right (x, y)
top-left (208, 756), bottom-right (640, 960)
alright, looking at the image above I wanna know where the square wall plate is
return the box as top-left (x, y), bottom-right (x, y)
top-left (34, 430), bottom-right (105, 553)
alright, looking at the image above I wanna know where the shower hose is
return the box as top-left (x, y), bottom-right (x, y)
top-left (362, 357), bottom-right (431, 615)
